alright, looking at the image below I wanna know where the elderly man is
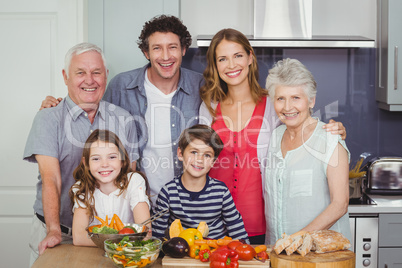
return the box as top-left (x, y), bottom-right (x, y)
top-left (24, 43), bottom-right (138, 266)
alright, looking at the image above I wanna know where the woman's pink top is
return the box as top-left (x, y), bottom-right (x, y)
top-left (209, 97), bottom-right (267, 236)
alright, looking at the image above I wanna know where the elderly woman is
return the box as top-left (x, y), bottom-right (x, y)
top-left (264, 58), bottom-right (352, 245)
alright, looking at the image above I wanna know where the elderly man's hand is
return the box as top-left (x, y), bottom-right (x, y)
top-left (38, 229), bottom-right (62, 255)
top-left (322, 119), bottom-right (347, 140)
top-left (40, 96), bottom-right (63, 110)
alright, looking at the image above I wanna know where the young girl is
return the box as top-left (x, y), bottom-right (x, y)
top-left (69, 129), bottom-right (151, 246)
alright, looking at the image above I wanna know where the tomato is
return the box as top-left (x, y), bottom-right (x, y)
top-left (123, 226), bottom-right (137, 232)
top-left (118, 227), bottom-right (135, 234)
top-left (256, 251), bottom-right (269, 260)
top-left (227, 240), bottom-right (243, 250)
top-left (235, 244), bottom-right (256, 261)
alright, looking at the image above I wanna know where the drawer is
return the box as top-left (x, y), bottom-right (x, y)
top-left (378, 248), bottom-right (402, 267)
top-left (379, 214), bottom-right (402, 247)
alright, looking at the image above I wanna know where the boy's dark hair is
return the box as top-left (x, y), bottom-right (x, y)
top-left (178, 124), bottom-right (223, 159)
top-left (137, 15), bottom-right (192, 54)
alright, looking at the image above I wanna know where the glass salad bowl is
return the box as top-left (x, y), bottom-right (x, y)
top-left (104, 236), bottom-right (162, 268)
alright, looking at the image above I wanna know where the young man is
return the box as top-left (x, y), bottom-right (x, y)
top-left (103, 15), bottom-right (203, 205)
top-left (152, 124), bottom-right (249, 242)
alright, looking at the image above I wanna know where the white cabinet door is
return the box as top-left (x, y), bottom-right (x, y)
top-left (87, 0), bottom-right (180, 79)
top-left (0, 0), bottom-right (85, 267)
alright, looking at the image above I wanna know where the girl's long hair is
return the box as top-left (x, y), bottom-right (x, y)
top-left (69, 129), bottom-right (149, 222)
top-left (200, 28), bottom-right (267, 118)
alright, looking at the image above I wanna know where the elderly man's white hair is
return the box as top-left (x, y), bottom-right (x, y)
top-left (64, 42), bottom-right (107, 78)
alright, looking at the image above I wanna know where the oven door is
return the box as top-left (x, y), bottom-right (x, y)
top-left (350, 215), bottom-right (378, 268)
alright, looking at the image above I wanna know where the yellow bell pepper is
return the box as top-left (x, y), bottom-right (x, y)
top-left (189, 244), bottom-right (200, 259)
top-left (178, 228), bottom-right (203, 246)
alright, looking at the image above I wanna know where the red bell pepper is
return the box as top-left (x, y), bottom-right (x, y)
top-left (199, 248), bottom-right (211, 262)
top-left (209, 246), bottom-right (239, 268)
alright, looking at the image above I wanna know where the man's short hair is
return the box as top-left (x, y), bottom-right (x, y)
top-left (137, 15), bottom-right (192, 54)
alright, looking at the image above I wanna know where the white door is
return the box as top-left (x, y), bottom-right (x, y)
top-left (0, 0), bottom-right (85, 267)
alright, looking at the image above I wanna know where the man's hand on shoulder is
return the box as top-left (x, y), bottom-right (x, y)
top-left (322, 119), bottom-right (347, 140)
top-left (40, 96), bottom-right (63, 110)
top-left (38, 228), bottom-right (62, 255)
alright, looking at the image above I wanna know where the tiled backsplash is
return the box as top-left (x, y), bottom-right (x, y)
top-left (182, 47), bottom-right (402, 164)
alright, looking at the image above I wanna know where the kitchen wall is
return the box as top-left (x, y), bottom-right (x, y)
top-left (88, 0), bottom-right (402, 164)
top-left (182, 47), bottom-right (388, 164)
top-left (178, 0), bottom-right (402, 164)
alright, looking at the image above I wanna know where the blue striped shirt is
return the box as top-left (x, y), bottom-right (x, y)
top-left (152, 175), bottom-right (249, 242)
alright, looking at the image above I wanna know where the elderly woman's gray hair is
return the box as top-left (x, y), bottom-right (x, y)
top-left (64, 42), bottom-right (107, 78)
top-left (265, 58), bottom-right (317, 102)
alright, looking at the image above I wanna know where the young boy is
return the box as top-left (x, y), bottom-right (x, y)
top-left (152, 124), bottom-right (249, 241)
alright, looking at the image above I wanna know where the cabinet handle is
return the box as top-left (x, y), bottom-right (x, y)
top-left (385, 264), bottom-right (388, 268)
top-left (395, 46), bottom-right (398, 90)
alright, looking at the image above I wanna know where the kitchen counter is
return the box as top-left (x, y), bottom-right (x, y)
top-left (32, 244), bottom-right (270, 268)
top-left (32, 244), bottom-right (163, 268)
top-left (348, 194), bottom-right (402, 214)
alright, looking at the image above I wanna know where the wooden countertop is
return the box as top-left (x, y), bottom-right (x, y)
top-left (32, 244), bottom-right (271, 268)
top-left (32, 244), bottom-right (163, 268)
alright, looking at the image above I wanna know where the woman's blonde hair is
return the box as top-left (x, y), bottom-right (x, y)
top-left (200, 28), bottom-right (267, 118)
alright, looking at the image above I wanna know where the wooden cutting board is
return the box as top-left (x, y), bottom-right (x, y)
top-left (162, 256), bottom-right (270, 268)
top-left (270, 250), bottom-right (355, 268)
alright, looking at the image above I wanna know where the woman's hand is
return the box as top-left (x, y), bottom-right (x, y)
top-left (322, 119), bottom-right (347, 140)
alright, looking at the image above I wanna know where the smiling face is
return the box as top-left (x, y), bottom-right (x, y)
top-left (215, 39), bottom-right (253, 88)
top-left (178, 138), bottom-right (216, 180)
top-left (144, 31), bottom-right (185, 82)
top-left (63, 50), bottom-right (107, 109)
top-left (274, 85), bottom-right (315, 129)
top-left (88, 140), bottom-right (122, 193)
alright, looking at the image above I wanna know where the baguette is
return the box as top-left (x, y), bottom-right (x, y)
top-left (273, 233), bottom-right (293, 255)
top-left (296, 233), bottom-right (313, 257)
top-left (285, 235), bottom-right (303, 255)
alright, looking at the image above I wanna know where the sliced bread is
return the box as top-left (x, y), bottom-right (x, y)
top-left (285, 235), bottom-right (303, 255)
top-left (296, 233), bottom-right (313, 257)
top-left (273, 233), bottom-right (293, 255)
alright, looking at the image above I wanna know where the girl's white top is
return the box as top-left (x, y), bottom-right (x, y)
top-left (72, 172), bottom-right (150, 225)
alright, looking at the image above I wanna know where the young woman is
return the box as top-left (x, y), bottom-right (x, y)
top-left (69, 129), bottom-right (151, 246)
top-left (199, 28), bottom-right (346, 244)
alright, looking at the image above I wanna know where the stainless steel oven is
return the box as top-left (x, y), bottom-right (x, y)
top-left (349, 194), bottom-right (378, 267)
top-left (349, 214), bottom-right (379, 267)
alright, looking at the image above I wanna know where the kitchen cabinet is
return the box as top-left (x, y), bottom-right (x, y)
top-left (376, 0), bottom-right (402, 111)
top-left (378, 214), bottom-right (402, 246)
top-left (378, 248), bottom-right (402, 267)
top-left (378, 214), bottom-right (402, 267)
top-left (87, 0), bottom-right (180, 79)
